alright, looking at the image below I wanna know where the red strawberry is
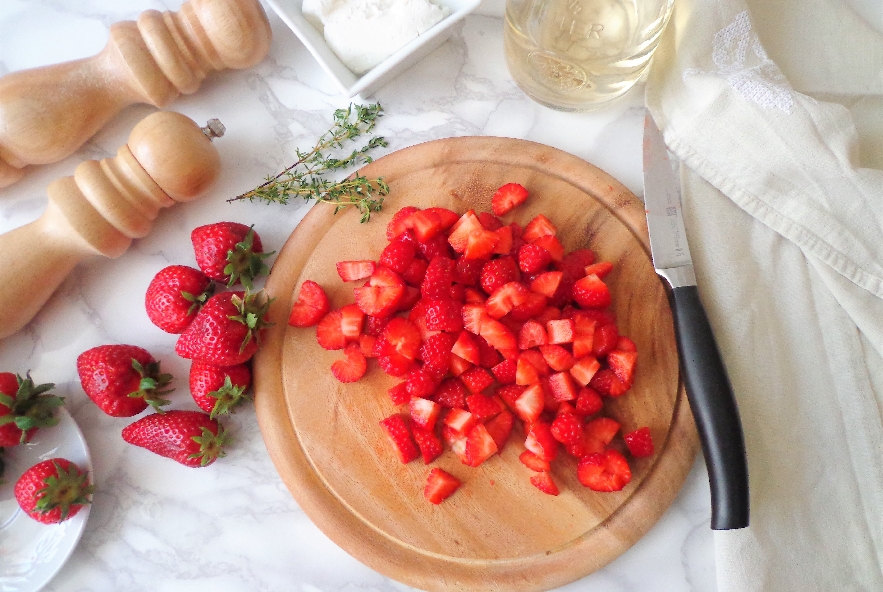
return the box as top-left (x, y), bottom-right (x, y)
top-left (189, 361), bottom-right (251, 418)
top-left (0, 372), bottom-right (63, 446)
top-left (402, 257), bottom-right (429, 286)
top-left (484, 408), bottom-right (514, 450)
top-left (607, 350), bottom-right (638, 386)
top-left (532, 235), bottom-right (565, 261)
top-left (424, 299), bottom-right (463, 332)
top-left (421, 256), bottom-right (455, 300)
top-left (575, 386), bottom-right (604, 416)
top-left (408, 209), bottom-right (444, 242)
top-left (426, 207), bottom-right (460, 230)
top-left (616, 336), bottom-right (638, 351)
top-left (519, 449), bottom-right (551, 472)
top-left (409, 397), bottom-right (442, 431)
top-left (592, 323), bottom-right (620, 357)
top-left (518, 320), bottom-right (548, 350)
top-left (572, 274), bottom-right (612, 309)
top-left (461, 366), bottom-right (494, 394)
top-left (530, 471), bottom-right (560, 496)
top-left (316, 310), bottom-right (347, 350)
top-left (518, 243), bottom-right (552, 274)
top-left (378, 352), bottom-right (412, 377)
top-left (547, 371), bottom-right (578, 402)
top-left (354, 267), bottom-right (405, 317)
top-left (486, 282), bottom-right (530, 319)
top-left (336, 260), bottom-right (377, 282)
top-left (493, 225), bottom-right (514, 255)
top-left (175, 291), bottom-right (271, 366)
top-left (476, 335), bottom-right (503, 368)
top-left (577, 449), bottom-right (632, 492)
top-left (480, 318), bottom-right (517, 352)
top-left (546, 318), bottom-right (575, 344)
top-left (288, 280), bottom-right (331, 327)
top-left (331, 343), bottom-right (368, 383)
top-left (191, 222), bottom-right (271, 289)
top-left (387, 206), bottom-right (419, 240)
top-left (624, 426), bottom-right (655, 458)
top-left (388, 382), bottom-right (410, 405)
top-left (590, 368), bottom-right (630, 397)
top-left (14, 458), bottom-right (93, 524)
top-left (406, 366), bottom-right (442, 398)
top-left (378, 317), bottom-right (422, 360)
top-left (550, 412), bottom-right (583, 445)
top-left (584, 416), bottom-right (621, 447)
top-left (77, 345), bottom-right (172, 417)
top-left (480, 257), bottom-right (520, 296)
top-left (419, 332), bottom-right (456, 375)
top-left (424, 467), bottom-right (461, 504)
top-left (463, 423), bottom-right (498, 467)
top-left (434, 377), bottom-right (468, 409)
top-left (340, 304), bottom-right (365, 341)
top-left (516, 356), bottom-right (540, 386)
top-left (379, 240), bottom-right (416, 274)
top-left (539, 344), bottom-right (575, 372)
top-left (569, 356), bottom-right (601, 387)
top-left (466, 393), bottom-right (503, 420)
top-left (122, 410), bottom-right (228, 467)
top-left (529, 271), bottom-right (563, 298)
top-left (448, 211), bottom-right (499, 259)
top-left (525, 420), bottom-right (559, 462)
top-left (379, 414), bottom-right (419, 464)
top-left (584, 261), bottom-right (614, 279)
top-left (461, 304), bottom-right (487, 334)
top-left (452, 331), bottom-right (481, 365)
top-left (454, 257), bottom-right (484, 286)
top-left (522, 214), bottom-right (557, 243)
top-left (478, 211), bottom-right (504, 231)
top-left (412, 425), bottom-right (443, 464)
top-left (145, 265), bottom-right (214, 333)
top-left (443, 408), bottom-right (478, 434)
top-left (491, 182), bottom-right (529, 216)
top-left (514, 383), bottom-right (544, 423)
top-left (510, 291), bottom-right (547, 321)
top-left (491, 358), bottom-right (517, 384)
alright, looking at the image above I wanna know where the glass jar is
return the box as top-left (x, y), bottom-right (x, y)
top-left (504, 0), bottom-right (675, 111)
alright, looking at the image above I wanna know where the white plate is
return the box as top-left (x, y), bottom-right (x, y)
top-left (0, 408), bottom-right (92, 592)
top-left (265, 0), bottom-right (481, 98)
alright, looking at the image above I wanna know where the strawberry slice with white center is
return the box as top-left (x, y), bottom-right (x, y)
top-left (339, 304), bottom-right (365, 342)
top-left (479, 318), bottom-right (516, 352)
top-left (515, 356), bottom-right (540, 386)
top-left (330, 343), bottom-right (367, 383)
top-left (491, 182), bottom-right (529, 216)
top-left (539, 344), bottom-right (575, 372)
top-left (377, 317), bottom-right (422, 361)
top-left (336, 260), bottom-right (376, 282)
top-left (409, 397), bottom-right (441, 431)
top-left (463, 423), bottom-right (498, 467)
top-left (569, 356), bottom-right (601, 387)
top-left (452, 331), bottom-right (481, 365)
top-left (514, 383), bottom-right (544, 423)
top-left (443, 408), bottom-right (478, 434)
top-left (448, 211), bottom-right (499, 259)
top-left (379, 414), bottom-right (419, 464)
top-left (577, 449), bottom-right (632, 492)
top-left (547, 371), bottom-right (578, 402)
top-left (529, 271), bottom-right (563, 298)
top-left (518, 320), bottom-right (548, 350)
top-left (519, 449), bottom-right (551, 472)
top-left (484, 408), bottom-right (514, 450)
top-left (288, 280), bottom-right (330, 328)
top-left (424, 468), bottom-right (461, 504)
top-left (354, 267), bottom-right (405, 317)
top-left (572, 273), bottom-right (612, 309)
top-left (525, 421), bottom-right (559, 462)
top-left (485, 282), bottom-right (530, 319)
top-left (607, 349), bottom-right (638, 386)
top-left (522, 214), bottom-right (557, 243)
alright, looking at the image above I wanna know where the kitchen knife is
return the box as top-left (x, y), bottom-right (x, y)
top-left (642, 112), bottom-right (750, 530)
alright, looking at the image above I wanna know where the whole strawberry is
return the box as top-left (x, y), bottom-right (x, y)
top-left (175, 291), bottom-right (271, 366)
top-left (14, 458), bottom-right (93, 524)
top-left (0, 372), bottom-right (64, 446)
top-left (145, 265), bottom-right (214, 333)
top-left (191, 222), bottom-right (272, 290)
top-left (189, 361), bottom-right (251, 419)
top-left (77, 345), bottom-right (173, 417)
top-left (122, 410), bottom-right (228, 467)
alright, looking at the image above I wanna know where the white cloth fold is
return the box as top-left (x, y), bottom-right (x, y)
top-left (645, 0), bottom-right (883, 589)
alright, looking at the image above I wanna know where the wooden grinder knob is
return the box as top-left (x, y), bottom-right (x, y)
top-left (0, 111), bottom-right (223, 340)
top-left (0, 0), bottom-right (269, 187)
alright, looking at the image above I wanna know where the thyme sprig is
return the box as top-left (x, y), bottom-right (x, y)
top-left (229, 103), bottom-right (390, 223)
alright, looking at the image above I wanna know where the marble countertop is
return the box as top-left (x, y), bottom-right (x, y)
top-left (0, 0), bottom-right (716, 590)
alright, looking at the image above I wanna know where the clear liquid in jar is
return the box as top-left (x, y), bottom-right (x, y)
top-left (504, 0), bottom-right (673, 111)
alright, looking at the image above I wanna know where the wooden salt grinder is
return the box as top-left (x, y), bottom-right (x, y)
top-left (0, 111), bottom-right (224, 340)
top-left (0, 0), bottom-right (270, 187)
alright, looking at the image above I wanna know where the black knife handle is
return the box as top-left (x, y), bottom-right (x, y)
top-left (671, 285), bottom-right (749, 530)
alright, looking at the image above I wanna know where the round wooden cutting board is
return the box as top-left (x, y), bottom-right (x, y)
top-left (253, 137), bottom-right (698, 591)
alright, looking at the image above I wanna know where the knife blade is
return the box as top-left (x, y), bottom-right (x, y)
top-left (643, 112), bottom-right (750, 530)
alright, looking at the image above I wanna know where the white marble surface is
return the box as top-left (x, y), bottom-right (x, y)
top-left (0, 1), bottom-right (716, 590)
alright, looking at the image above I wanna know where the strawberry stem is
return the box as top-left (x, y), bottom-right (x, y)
top-left (34, 460), bottom-right (93, 521)
top-left (189, 423), bottom-right (230, 466)
top-left (128, 359), bottom-right (174, 412)
top-left (0, 373), bottom-right (64, 443)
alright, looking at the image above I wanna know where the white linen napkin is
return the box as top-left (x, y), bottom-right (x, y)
top-left (645, 0), bottom-right (883, 590)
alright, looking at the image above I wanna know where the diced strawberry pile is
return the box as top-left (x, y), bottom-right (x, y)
top-left (288, 183), bottom-right (654, 504)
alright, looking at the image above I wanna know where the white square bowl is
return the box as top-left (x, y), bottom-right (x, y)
top-left (265, 0), bottom-right (481, 98)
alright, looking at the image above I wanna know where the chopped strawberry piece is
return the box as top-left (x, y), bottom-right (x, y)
top-left (556, 248), bottom-right (596, 277)
top-left (556, 401), bottom-right (576, 416)
top-left (424, 467), bottom-right (461, 504)
top-left (535, 306), bottom-right (562, 324)
top-left (522, 214), bottom-right (557, 243)
top-left (453, 257), bottom-right (483, 286)
top-left (486, 282), bottom-right (530, 319)
top-left (478, 211), bottom-right (504, 231)
top-left (417, 233), bottom-right (453, 261)
top-left (575, 386), bottom-right (604, 416)
top-left (569, 356), bottom-right (601, 386)
top-left (547, 371), bottom-right (578, 402)
top-left (365, 315), bottom-right (389, 337)
top-left (387, 206), bottom-right (419, 240)
top-left (379, 240), bottom-right (416, 274)
top-left (461, 304), bottom-right (487, 335)
top-left (448, 211), bottom-right (499, 259)
top-left (424, 299), bottom-right (464, 332)
top-left (442, 425), bottom-right (469, 462)
top-left (491, 358), bottom-right (517, 384)
top-left (518, 320), bottom-right (548, 350)
top-left (379, 414), bottom-right (419, 464)
top-left (316, 310), bottom-right (346, 350)
top-left (421, 256), bottom-right (455, 300)
top-left (402, 257), bottom-right (429, 286)
top-left (480, 257), bottom-right (520, 296)
top-left (336, 260), bottom-right (376, 282)
top-left (550, 412), bottom-right (583, 445)
top-left (530, 471), bottom-right (560, 496)
top-left (461, 366), bottom-right (494, 394)
top-left (519, 349), bottom-right (549, 376)
top-left (443, 408), bottom-right (478, 434)
top-left (377, 352), bottom-right (412, 377)
top-left (448, 354), bottom-right (472, 377)
top-left (529, 271), bottom-right (563, 298)
top-left (388, 381), bottom-right (410, 405)
top-left (475, 335), bottom-right (502, 368)
top-left (450, 283), bottom-right (466, 301)
top-left (479, 318), bottom-right (517, 352)
top-left (493, 225), bottom-right (513, 255)
top-left (496, 384), bottom-right (526, 411)
top-left (484, 409), bottom-right (514, 450)
top-left (451, 331), bottom-right (480, 365)
top-left (412, 425), bottom-right (444, 464)
top-left (525, 421), bottom-right (558, 462)
top-left (615, 336), bottom-right (637, 352)
top-left (354, 268), bottom-right (405, 317)
top-left (584, 261), bottom-right (614, 279)
top-left (607, 350), bottom-right (638, 386)
top-left (539, 344), bottom-right (575, 371)
top-left (406, 366), bottom-right (442, 398)
top-left (491, 182), bottom-right (529, 216)
top-left (571, 311), bottom-right (598, 334)
top-left (514, 384), bottom-right (544, 423)
top-left (409, 209), bottom-right (444, 242)
top-left (572, 333), bottom-right (595, 359)
top-left (331, 343), bottom-right (368, 383)
top-left (565, 426), bottom-right (606, 458)
top-left (289, 280), bottom-right (330, 327)
top-left (425, 207), bottom-right (460, 230)
top-left (397, 285), bottom-right (422, 313)
top-left (434, 377), bottom-right (468, 409)
top-left (466, 393), bottom-right (503, 420)
top-left (532, 235), bottom-right (565, 261)
top-left (379, 318), bottom-right (422, 360)
top-left (592, 323), bottom-right (619, 357)
top-left (589, 368), bottom-right (630, 397)
top-left (409, 397), bottom-right (442, 431)
top-left (419, 332), bottom-right (456, 376)
top-left (519, 449), bottom-right (551, 472)
top-left (464, 288), bottom-right (486, 304)
top-left (518, 243), bottom-right (552, 274)
top-left (584, 416), bottom-right (621, 446)
top-left (359, 334), bottom-right (377, 358)
top-left (546, 318), bottom-right (575, 344)
top-left (463, 424), bottom-right (499, 467)
top-left (577, 449), bottom-right (632, 492)
top-left (516, 356), bottom-right (540, 386)
top-left (509, 292), bottom-right (547, 321)
top-left (339, 304), bottom-right (365, 341)
top-left (572, 274), bottom-right (612, 309)
top-left (624, 426), bottom-right (654, 458)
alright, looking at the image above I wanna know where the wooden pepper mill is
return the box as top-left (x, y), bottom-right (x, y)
top-left (0, 0), bottom-right (270, 188)
top-left (0, 111), bottom-right (224, 339)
